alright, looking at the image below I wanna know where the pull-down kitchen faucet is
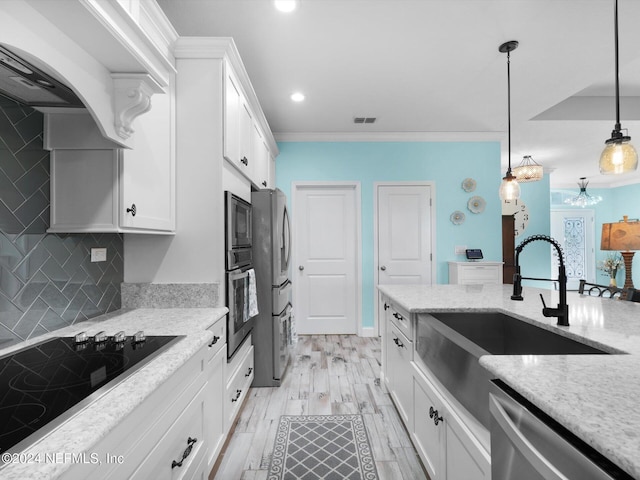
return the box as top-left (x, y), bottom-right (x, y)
top-left (510, 234), bottom-right (569, 326)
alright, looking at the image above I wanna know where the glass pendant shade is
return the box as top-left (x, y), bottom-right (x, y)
top-left (565, 177), bottom-right (602, 207)
top-left (599, 139), bottom-right (638, 174)
top-left (513, 155), bottom-right (543, 182)
top-left (499, 173), bottom-right (520, 201)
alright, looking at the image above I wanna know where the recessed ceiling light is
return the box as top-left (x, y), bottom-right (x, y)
top-left (290, 92), bottom-right (305, 102)
top-left (274, 0), bottom-right (298, 13)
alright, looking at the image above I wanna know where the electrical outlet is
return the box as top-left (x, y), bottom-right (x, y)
top-left (455, 245), bottom-right (467, 255)
top-left (91, 248), bottom-right (107, 262)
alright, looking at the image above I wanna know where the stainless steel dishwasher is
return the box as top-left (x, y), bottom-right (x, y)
top-left (489, 380), bottom-right (633, 480)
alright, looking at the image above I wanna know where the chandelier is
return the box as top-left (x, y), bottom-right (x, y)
top-left (513, 155), bottom-right (543, 183)
top-left (564, 177), bottom-right (602, 207)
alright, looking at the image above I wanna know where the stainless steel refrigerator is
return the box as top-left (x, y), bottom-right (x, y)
top-left (251, 188), bottom-right (292, 387)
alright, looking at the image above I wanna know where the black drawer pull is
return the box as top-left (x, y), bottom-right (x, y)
top-left (245, 367), bottom-right (253, 377)
top-left (241, 156), bottom-right (248, 166)
top-left (209, 335), bottom-right (220, 347)
top-left (383, 303), bottom-right (390, 311)
top-left (429, 406), bottom-right (443, 426)
top-left (232, 389), bottom-right (242, 402)
top-left (126, 204), bottom-right (137, 216)
top-left (262, 181), bottom-right (267, 187)
top-left (393, 337), bottom-right (404, 348)
top-left (171, 437), bottom-right (197, 468)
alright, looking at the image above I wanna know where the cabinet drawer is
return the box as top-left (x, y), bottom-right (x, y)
top-left (389, 303), bottom-right (412, 341)
top-left (225, 343), bottom-right (254, 428)
top-left (207, 317), bottom-right (226, 359)
top-left (131, 385), bottom-right (207, 480)
top-left (459, 266), bottom-right (500, 282)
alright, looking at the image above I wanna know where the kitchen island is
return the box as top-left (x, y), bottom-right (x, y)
top-left (0, 306), bottom-right (228, 480)
top-left (378, 283), bottom-right (640, 479)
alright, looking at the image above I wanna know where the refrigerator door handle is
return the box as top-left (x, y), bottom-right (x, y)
top-left (283, 204), bottom-right (291, 272)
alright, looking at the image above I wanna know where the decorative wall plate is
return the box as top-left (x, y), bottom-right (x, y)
top-left (467, 196), bottom-right (486, 214)
top-left (462, 178), bottom-right (477, 192)
top-left (450, 210), bottom-right (465, 225)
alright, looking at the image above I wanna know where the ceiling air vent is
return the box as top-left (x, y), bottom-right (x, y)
top-left (354, 117), bottom-right (376, 124)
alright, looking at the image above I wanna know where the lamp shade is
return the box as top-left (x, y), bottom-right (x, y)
top-left (599, 141), bottom-right (639, 174)
top-left (601, 216), bottom-right (640, 251)
top-left (513, 155), bottom-right (543, 182)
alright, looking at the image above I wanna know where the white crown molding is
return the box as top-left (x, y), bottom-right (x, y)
top-left (273, 131), bottom-right (504, 143)
top-left (112, 73), bottom-right (164, 139)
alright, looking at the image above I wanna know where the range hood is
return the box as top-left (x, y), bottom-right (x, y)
top-left (0, 45), bottom-right (83, 108)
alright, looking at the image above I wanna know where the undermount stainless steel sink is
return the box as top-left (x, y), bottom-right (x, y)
top-left (415, 311), bottom-right (611, 429)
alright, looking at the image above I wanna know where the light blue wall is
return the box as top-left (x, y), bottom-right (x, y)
top-left (276, 141), bottom-right (509, 328)
top-left (552, 183), bottom-right (640, 287)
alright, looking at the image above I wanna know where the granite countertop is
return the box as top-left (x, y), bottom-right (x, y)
top-left (378, 283), bottom-right (640, 479)
top-left (0, 307), bottom-right (228, 480)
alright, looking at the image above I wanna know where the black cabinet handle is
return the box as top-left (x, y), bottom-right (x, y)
top-left (393, 337), bottom-right (404, 349)
top-left (232, 389), bottom-right (242, 402)
top-left (429, 406), bottom-right (443, 426)
top-left (245, 367), bottom-right (253, 377)
top-left (393, 312), bottom-right (404, 321)
top-left (209, 335), bottom-right (220, 347)
top-left (126, 204), bottom-right (137, 216)
top-left (262, 181), bottom-right (267, 187)
top-left (383, 303), bottom-right (390, 311)
top-left (241, 157), bottom-right (248, 166)
top-left (171, 437), bottom-right (197, 468)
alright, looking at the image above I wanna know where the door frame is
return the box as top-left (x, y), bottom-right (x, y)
top-left (373, 181), bottom-right (437, 336)
top-left (291, 181), bottom-right (363, 335)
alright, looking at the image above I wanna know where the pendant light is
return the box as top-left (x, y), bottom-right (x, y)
top-left (498, 41), bottom-right (521, 201)
top-left (599, 0), bottom-right (638, 174)
top-left (564, 177), bottom-right (603, 207)
top-left (513, 155), bottom-right (543, 182)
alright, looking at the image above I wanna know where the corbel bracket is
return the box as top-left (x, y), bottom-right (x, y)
top-left (112, 73), bottom-right (164, 139)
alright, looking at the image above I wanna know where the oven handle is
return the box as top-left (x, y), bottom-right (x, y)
top-left (489, 394), bottom-right (567, 480)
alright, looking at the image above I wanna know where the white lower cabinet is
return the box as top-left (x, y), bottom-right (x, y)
top-left (386, 323), bottom-right (413, 425)
top-left (61, 314), bottom-right (248, 480)
top-left (224, 335), bottom-right (254, 431)
top-left (130, 385), bottom-right (207, 480)
top-left (413, 375), bottom-right (445, 479)
top-left (412, 364), bottom-right (491, 480)
top-left (204, 318), bottom-right (227, 473)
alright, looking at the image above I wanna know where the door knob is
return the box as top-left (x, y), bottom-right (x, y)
top-left (299, 265), bottom-right (304, 271)
top-left (380, 266), bottom-right (386, 271)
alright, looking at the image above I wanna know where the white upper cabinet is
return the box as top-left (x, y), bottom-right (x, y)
top-left (223, 59), bottom-right (275, 189)
top-left (46, 95), bottom-right (176, 234)
top-left (223, 68), bottom-right (242, 167)
top-left (252, 122), bottom-right (270, 188)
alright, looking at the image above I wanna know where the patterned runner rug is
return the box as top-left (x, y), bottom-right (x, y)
top-left (268, 414), bottom-right (379, 480)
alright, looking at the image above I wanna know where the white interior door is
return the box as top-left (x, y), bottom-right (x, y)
top-left (377, 184), bottom-right (433, 285)
top-left (293, 184), bottom-right (360, 334)
top-left (376, 183), bottom-right (433, 337)
top-left (550, 209), bottom-right (595, 290)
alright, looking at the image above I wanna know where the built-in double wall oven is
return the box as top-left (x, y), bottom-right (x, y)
top-left (225, 191), bottom-right (257, 361)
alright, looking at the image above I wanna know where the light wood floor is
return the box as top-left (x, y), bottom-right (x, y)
top-left (211, 335), bottom-right (429, 480)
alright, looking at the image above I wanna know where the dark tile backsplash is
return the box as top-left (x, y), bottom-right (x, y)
top-left (0, 95), bottom-right (123, 348)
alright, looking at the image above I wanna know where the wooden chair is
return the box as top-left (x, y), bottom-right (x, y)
top-left (577, 280), bottom-right (624, 299)
top-left (621, 287), bottom-right (640, 303)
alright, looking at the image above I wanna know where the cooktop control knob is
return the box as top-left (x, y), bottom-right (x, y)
top-left (133, 330), bottom-right (146, 343)
top-left (94, 331), bottom-right (108, 343)
top-left (74, 331), bottom-right (88, 344)
top-left (113, 331), bottom-right (126, 343)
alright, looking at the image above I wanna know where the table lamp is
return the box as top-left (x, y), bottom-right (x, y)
top-left (601, 215), bottom-right (640, 289)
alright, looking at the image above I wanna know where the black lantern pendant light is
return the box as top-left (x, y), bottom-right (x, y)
top-left (498, 40), bottom-right (521, 201)
top-left (600, 0), bottom-right (638, 174)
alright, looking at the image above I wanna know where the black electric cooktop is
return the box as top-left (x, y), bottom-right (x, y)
top-left (0, 334), bottom-right (181, 455)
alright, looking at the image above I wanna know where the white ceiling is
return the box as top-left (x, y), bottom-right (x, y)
top-left (156, 0), bottom-right (640, 189)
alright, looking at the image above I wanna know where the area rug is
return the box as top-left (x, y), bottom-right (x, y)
top-left (268, 414), bottom-right (379, 480)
